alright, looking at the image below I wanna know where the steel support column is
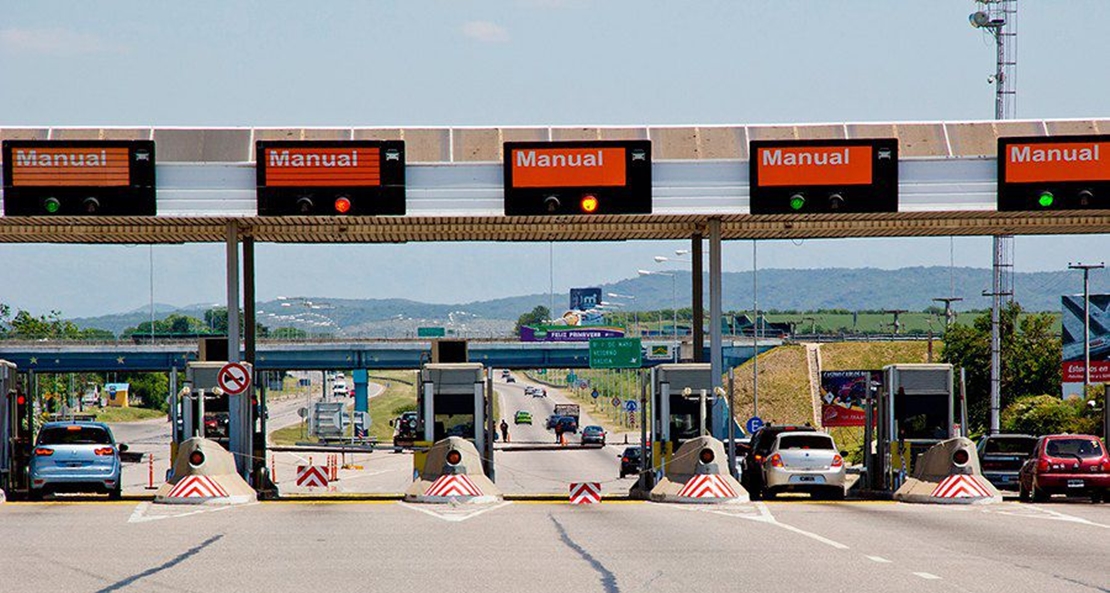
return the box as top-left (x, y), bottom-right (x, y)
top-left (709, 219), bottom-right (723, 391)
top-left (692, 233), bottom-right (704, 362)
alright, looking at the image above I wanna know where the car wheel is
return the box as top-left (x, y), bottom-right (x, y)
top-left (1032, 480), bottom-right (1050, 503)
top-left (29, 489), bottom-right (43, 502)
top-left (1091, 490), bottom-right (1104, 504)
top-left (825, 487), bottom-right (845, 501)
top-left (763, 488), bottom-right (777, 500)
top-left (1018, 481), bottom-right (1030, 502)
top-left (109, 485), bottom-right (122, 501)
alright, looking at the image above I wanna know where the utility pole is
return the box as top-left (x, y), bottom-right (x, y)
top-left (969, 0), bottom-right (1017, 436)
top-left (932, 297), bottom-right (964, 330)
top-left (883, 310), bottom-right (907, 336)
top-left (1068, 263), bottom-right (1105, 408)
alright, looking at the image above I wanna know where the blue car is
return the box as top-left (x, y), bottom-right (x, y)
top-left (29, 422), bottom-right (127, 500)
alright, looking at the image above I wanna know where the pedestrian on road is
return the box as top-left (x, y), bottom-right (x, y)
top-left (555, 423), bottom-right (564, 444)
top-left (500, 419), bottom-right (510, 443)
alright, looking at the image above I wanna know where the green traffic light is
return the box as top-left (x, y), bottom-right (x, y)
top-left (42, 198), bottom-right (61, 214)
top-left (1037, 191), bottom-right (1055, 208)
top-left (789, 194), bottom-right (806, 211)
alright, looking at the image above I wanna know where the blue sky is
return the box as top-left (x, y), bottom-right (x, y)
top-left (1, 1), bottom-right (1109, 317)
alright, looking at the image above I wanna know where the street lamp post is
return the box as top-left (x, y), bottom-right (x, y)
top-left (639, 270), bottom-right (677, 360)
top-left (1069, 263), bottom-right (1105, 410)
top-left (607, 293), bottom-right (637, 335)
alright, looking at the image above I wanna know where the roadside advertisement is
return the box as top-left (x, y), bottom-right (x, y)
top-left (819, 370), bottom-right (880, 427)
top-left (1061, 294), bottom-right (1110, 396)
top-left (570, 288), bottom-right (603, 311)
top-left (520, 325), bottom-right (624, 342)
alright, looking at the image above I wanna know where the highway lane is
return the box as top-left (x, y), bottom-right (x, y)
top-left (493, 372), bottom-right (638, 495)
top-left (2, 499), bottom-right (1107, 593)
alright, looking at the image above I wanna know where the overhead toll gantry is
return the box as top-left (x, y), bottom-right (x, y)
top-left (2, 119), bottom-right (1108, 497)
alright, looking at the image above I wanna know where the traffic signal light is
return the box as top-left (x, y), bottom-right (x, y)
top-left (749, 139), bottom-right (898, 214)
top-left (997, 136), bottom-right (1110, 211)
top-left (504, 141), bottom-right (652, 215)
top-left (2, 140), bottom-right (156, 216)
top-left (256, 141), bottom-right (406, 216)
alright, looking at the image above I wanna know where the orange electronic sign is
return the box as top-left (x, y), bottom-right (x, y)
top-left (749, 139), bottom-right (898, 214)
top-left (256, 141), bottom-right (404, 216)
top-left (504, 141), bottom-right (651, 215)
top-left (2, 140), bottom-right (155, 216)
top-left (998, 135), bottom-right (1110, 211)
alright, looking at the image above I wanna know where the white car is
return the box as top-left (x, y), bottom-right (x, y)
top-left (761, 431), bottom-right (846, 499)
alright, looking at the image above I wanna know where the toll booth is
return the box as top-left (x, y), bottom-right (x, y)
top-left (875, 364), bottom-right (955, 491)
top-left (170, 362), bottom-right (254, 481)
top-left (416, 363), bottom-right (490, 479)
top-left (0, 361), bottom-right (30, 496)
top-left (651, 364), bottom-right (719, 475)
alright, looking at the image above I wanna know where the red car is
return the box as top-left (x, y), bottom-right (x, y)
top-left (1018, 434), bottom-right (1109, 503)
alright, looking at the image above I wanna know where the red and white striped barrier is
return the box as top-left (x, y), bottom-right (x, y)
top-left (296, 465), bottom-right (330, 488)
top-left (569, 482), bottom-right (601, 504)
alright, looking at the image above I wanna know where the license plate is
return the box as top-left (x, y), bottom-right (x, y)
top-left (798, 476), bottom-right (816, 482)
top-left (1067, 479), bottom-right (1085, 488)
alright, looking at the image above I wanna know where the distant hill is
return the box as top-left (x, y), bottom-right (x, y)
top-left (70, 266), bottom-right (1084, 335)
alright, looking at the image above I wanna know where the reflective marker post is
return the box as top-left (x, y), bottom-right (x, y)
top-left (728, 368), bottom-right (737, 479)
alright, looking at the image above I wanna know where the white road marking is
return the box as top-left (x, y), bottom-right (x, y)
top-left (696, 501), bottom-right (851, 550)
top-left (1023, 505), bottom-right (1110, 529)
top-left (913, 572), bottom-right (942, 580)
top-left (397, 501), bottom-right (512, 522)
top-left (865, 555), bottom-right (892, 563)
top-left (128, 501), bottom-right (256, 524)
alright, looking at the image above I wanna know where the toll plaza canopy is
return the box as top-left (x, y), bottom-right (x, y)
top-left (1, 118), bottom-right (1109, 244)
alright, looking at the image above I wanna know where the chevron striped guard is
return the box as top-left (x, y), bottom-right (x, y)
top-left (676, 474), bottom-right (738, 499)
top-left (424, 474), bottom-right (482, 498)
top-left (166, 475), bottom-right (230, 499)
top-left (929, 474), bottom-right (993, 498)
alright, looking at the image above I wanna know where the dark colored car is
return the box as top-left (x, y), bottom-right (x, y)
top-left (546, 415), bottom-right (564, 430)
top-left (392, 411), bottom-right (420, 450)
top-left (556, 416), bottom-right (578, 434)
top-left (739, 423), bottom-right (818, 500)
top-left (581, 425), bottom-right (606, 446)
top-left (1019, 434), bottom-right (1110, 503)
top-left (977, 434), bottom-right (1037, 490)
top-left (619, 446), bottom-right (643, 478)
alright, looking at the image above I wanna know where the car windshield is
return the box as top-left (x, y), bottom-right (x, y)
top-left (1045, 438), bottom-right (1104, 459)
top-left (38, 426), bottom-right (112, 445)
top-left (984, 437), bottom-right (1036, 455)
top-left (778, 434), bottom-right (835, 450)
top-left (623, 448), bottom-right (640, 458)
top-left (584, 426), bottom-right (602, 434)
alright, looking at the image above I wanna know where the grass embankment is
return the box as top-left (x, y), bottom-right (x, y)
top-left (94, 407), bottom-right (165, 423)
top-left (820, 341), bottom-right (932, 459)
top-left (525, 369), bottom-right (648, 435)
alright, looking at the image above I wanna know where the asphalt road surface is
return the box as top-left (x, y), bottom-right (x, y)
top-left (494, 373), bottom-right (639, 495)
top-left (3, 498), bottom-right (1107, 593)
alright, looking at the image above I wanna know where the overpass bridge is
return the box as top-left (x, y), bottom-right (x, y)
top-left (0, 339), bottom-right (778, 373)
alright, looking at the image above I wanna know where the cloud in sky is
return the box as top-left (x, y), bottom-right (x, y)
top-left (461, 21), bottom-right (510, 43)
top-left (0, 27), bottom-right (125, 56)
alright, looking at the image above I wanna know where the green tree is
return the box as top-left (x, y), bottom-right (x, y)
top-left (941, 302), bottom-right (1061, 431)
top-left (118, 372), bottom-right (170, 411)
top-left (514, 305), bottom-right (551, 334)
top-left (204, 307), bottom-right (270, 338)
top-left (1001, 393), bottom-right (1102, 436)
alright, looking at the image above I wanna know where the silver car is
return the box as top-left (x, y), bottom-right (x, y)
top-left (761, 431), bottom-right (845, 499)
top-left (29, 421), bottom-right (126, 499)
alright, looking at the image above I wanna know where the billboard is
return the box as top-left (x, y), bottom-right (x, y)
top-left (519, 325), bottom-right (625, 342)
top-left (820, 370), bottom-right (881, 427)
top-left (570, 288), bottom-right (603, 312)
top-left (1061, 294), bottom-right (1110, 392)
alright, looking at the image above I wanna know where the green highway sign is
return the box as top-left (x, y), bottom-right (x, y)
top-left (417, 327), bottom-right (446, 337)
top-left (589, 338), bottom-right (642, 369)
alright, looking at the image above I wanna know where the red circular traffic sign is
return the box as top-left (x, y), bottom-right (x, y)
top-left (217, 362), bottom-right (251, 395)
